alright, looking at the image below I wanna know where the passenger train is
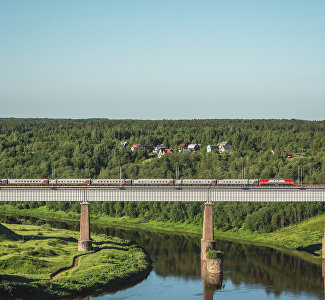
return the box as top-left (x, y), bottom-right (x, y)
top-left (0, 178), bottom-right (295, 186)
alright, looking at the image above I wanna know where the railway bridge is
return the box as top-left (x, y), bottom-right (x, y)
top-left (1, 185), bottom-right (325, 256)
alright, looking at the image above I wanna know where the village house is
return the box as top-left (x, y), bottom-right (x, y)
top-left (206, 145), bottom-right (218, 152)
top-left (187, 144), bottom-right (200, 152)
top-left (218, 142), bottom-right (234, 153)
top-left (157, 148), bottom-right (174, 158)
top-left (120, 141), bottom-right (128, 148)
top-left (131, 144), bottom-right (143, 151)
top-left (153, 144), bottom-right (166, 153)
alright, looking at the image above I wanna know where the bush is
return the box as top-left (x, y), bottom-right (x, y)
top-left (206, 246), bottom-right (223, 260)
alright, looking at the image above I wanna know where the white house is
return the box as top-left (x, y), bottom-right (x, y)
top-left (206, 145), bottom-right (218, 152)
top-left (187, 144), bottom-right (200, 151)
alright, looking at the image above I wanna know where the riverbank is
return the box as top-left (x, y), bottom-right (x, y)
top-left (0, 222), bottom-right (151, 299)
top-left (0, 204), bottom-right (324, 258)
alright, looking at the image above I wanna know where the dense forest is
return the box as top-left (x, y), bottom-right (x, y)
top-left (1, 118), bottom-right (325, 233)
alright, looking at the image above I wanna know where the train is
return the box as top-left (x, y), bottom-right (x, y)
top-left (0, 178), bottom-right (295, 186)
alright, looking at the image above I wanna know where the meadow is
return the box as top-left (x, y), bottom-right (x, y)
top-left (0, 222), bottom-right (151, 299)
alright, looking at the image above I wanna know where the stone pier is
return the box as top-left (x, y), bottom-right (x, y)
top-left (322, 229), bottom-right (325, 259)
top-left (78, 201), bottom-right (92, 251)
top-left (201, 201), bottom-right (216, 260)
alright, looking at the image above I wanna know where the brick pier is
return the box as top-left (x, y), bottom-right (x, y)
top-left (322, 230), bottom-right (325, 260)
top-left (201, 201), bottom-right (216, 260)
top-left (78, 201), bottom-right (92, 251)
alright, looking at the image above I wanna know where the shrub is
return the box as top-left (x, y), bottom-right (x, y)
top-left (206, 246), bottom-right (223, 260)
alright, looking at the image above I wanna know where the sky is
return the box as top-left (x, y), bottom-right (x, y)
top-left (0, 0), bottom-right (324, 120)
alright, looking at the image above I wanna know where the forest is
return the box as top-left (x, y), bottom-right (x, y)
top-left (1, 118), bottom-right (325, 233)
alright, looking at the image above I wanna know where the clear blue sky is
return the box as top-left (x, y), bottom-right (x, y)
top-left (0, 0), bottom-right (324, 120)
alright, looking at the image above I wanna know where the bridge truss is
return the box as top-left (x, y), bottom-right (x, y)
top-left (0, 187), bottom-right (325, 202)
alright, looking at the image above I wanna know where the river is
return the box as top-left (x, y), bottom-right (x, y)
top-left (1, 214), bottom-right (324, 300)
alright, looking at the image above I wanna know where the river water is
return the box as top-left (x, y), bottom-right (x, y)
top-left (1, 215), bottom-right (324, 300)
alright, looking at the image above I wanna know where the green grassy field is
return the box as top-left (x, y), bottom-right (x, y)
top-left (0, 223), bottom-right (151, 299)
top-left (215, 214), bottom-right (325, 250)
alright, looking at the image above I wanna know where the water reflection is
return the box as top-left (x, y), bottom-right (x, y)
top-left (0, 214), bottom-right (324, 299)
top-left (201, 259), bottom-right (223, 300)
top-left (323, 260), bottom-right (325, 295)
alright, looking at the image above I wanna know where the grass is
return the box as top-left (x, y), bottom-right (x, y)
top-left (0, 223), bottom-right (151, 299)
top-left (212, 214), bottom-right (325, 256)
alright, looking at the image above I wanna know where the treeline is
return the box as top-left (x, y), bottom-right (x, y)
top-left (7, 201), bottom-right (325, 233)
top-left (1, 118), bottom-right (325, 232)
top-left (0, 118), bottom-right (325, 182)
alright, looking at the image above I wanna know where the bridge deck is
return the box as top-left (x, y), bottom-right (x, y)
top-left (0, 186), bottom-right (324, 202)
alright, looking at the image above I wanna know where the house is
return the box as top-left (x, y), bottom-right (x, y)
top-left (187, 144), bottom-right (200, 152)
top-left (153, 145), bottom-right (166, 153)
top-left (206, 145), bottom-right (218, 152)
top-left (131, 144), bottom-right (143, 151)
top-left (120, 141), bottom-right (128, 148)
top-left (218, 142), bottom-right (234, 153)
top-left (157, 148), bottom-right (174, 158)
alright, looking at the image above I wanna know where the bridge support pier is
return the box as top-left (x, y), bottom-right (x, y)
top-left (201, 201), bottom-right (216, 260)
top-left (78, 201), bottom-right (92, 252)
top-left (322, 229), bottom-right (325, 259)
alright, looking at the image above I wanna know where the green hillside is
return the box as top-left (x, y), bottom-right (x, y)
top-left (215, 213), bottom-right (325, 255)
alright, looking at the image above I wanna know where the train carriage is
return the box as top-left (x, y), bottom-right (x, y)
top-left (49, 179), bottom-right (91, 185)
top-left (217, 179), bottom-right (259, 185)
top-left (91, 179), bottom-right (132, 185)
top-left (0, 179), bottom-right (8, 185)
top-left (8, 179), bottom-right (49, 185)
top-left (258, 179), bottom-right (294, 185)
top-left (132, 179), bottom-right (174, 185)
top-left (175, 179), bottom-right (217, 186)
